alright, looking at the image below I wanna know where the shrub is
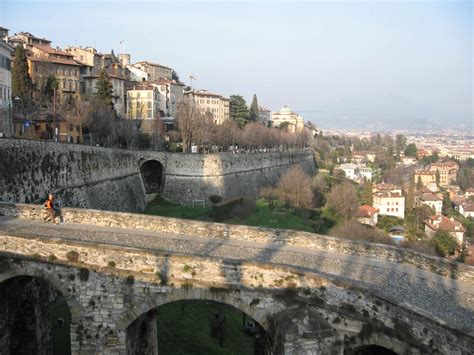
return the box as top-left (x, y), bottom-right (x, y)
top-left (182, 264), bottom-right (192, 273)
top-left (107, 261), bottom-right (116, 268)
top-left (431, 230), bottom-right (457, 257)
top-left (212, 197), bottom-right (244, 222)
top-left (330, 220), bottom-right (392, 244)
top-left (230, 198), bottom-right (256, 219)
top-left (48, 254), bottom-right (58, 262)
top-left (209, 195), bottom-right (223, 204)
top-left (66, 250), bottom-right (80, 263)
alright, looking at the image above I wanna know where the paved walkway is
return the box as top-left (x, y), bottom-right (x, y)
top-left (0, 216), bottom-right (473, 334)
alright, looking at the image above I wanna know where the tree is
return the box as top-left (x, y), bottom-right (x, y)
top-left (275, 165), bottom-right (314, 209)
top-left (416, 175), bottom-right (423, 190)
top-left (229, 95), bottom-right (249, 127)
top-left (404, 143), bottom-right (418, 158)
top-left (176, 101), bottom-right (195, 153)
top-left (11, 45), bottom-right (34, 110)
top-left (86, 98), bottom-right (116, 146)
top-left (326, 182), bottom-right (360, 221)
top-left (172, 70), bottom-right (180, 82)
top-left (435, 169), bottom-right (440, 185)
top-left (95, 68), bottom-right (114, 110)
top-left (406, 176), bottom-right (415, 212)
top-left (360, 181), bottom-right (373, 206)
top-left (249, 94), bottom-right (259, 122)
top-left (260, 186), bottom-right (278, 211)
top-left (42, 74), bottom-right (59, 102)
top-left (431, 230), bottom-right (457, 257)
top-left (395, 134), bottom-right (407, 155)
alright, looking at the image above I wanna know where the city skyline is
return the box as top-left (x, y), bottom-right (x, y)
top-left (1, 0), bottom-right (472, 129)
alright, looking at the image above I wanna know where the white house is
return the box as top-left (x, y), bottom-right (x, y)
top-left (373, 191), bottom-right (405, 220)
top-left (354, 205), bottom-right (379, 226)
top-left (459, 203), bottom-right (474, 218)
top-left (359, 166), bottom-right (373, 181)
top-left (338, 163), bottom-right (359, 181)
top-left (419, 193), bottom-right (443, 214)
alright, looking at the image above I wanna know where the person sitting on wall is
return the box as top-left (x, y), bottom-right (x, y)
top-left (43, 193), bottom-right (55, 224)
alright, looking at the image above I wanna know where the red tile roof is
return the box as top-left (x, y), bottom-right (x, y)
top-left (354, 205), bottom-right (378, 218)
top-left (425, 214), bottom-right (466, 233)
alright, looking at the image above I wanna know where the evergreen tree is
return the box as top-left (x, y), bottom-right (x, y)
top-left (229, 95), bottom-right (249, 127)
top-left (360, 180), bottom-right (373, 206)
top-left (406, 176), bottom-right (415, 212)
top-left (95, 68), bottom-right (114, 110)
top-left (416, 175), bottom-right (423, 190)
top-left (42, 74), bottom-right (59, 102)
top-left (249, 94), bottom-right (259, 122)
top-left (172, 70), bottom-right (180, 82)
top-left (404, 143), bottom-right (418, 157)
top-left (12, 45), bottom-right (34, 103)
top-left (435, 169), bottom-right (441, 185)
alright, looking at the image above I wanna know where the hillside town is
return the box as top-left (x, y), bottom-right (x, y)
top-left (0, 28), bottom-right (473, 264)
top-left (0, 28), bottom-right (306, 147)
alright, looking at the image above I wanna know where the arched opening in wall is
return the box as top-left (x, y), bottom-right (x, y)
top-left (140, 160), bottom-right (165, 194)
top-left (353, 345), bottom-right (397, 355)
top-left (0, 276), bottom-right (71, 355)
top-left (126, 300), bottom-right (271, 355)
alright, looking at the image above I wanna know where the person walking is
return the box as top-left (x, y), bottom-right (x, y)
top-left (43, 193), bottom-right (55, 223)
top-left (53, 192), bottom-right (64, 224)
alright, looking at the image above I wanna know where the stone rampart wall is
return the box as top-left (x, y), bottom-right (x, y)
top-left (1, 202), bottom-right (472, 283)
top-left (0, 139), bottom-right (315, 209)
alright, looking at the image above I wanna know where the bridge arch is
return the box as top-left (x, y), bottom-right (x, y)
top-left (139, 159), bottom-right (165, 194)
top-left (117, 287), bottom-right (280, 332)
top-left (0, 274), bottom-right (77, 354)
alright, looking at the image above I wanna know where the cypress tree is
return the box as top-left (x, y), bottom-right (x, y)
top-left (249, 94), bottom-right (259, 122)
top-left (95, 68), bottom-right (114, 110)
top-left (11, 45), bottom-right (34, 102)
top-left (416, 175), bottom-right (423, 190)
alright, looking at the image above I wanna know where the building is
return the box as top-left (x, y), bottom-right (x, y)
top-left (184, 90), bottom-right (230, 125)
top-left (28, 44), bottom-right (82, 97)
top-left (373, 184), bottom-right (405, 219)
top-left (64, 46), bottom-right (104, 70)
top-left (424, 214), bottom-right (465, 245)
top-left (419, 193), bottom-right (443, 214)
top-left (337, 163), bottom-right (359, 181)
top-left (126, 82), bottom-right (161, 137)
top-left (132, 61), bottom-right (172, 81)
top-left (352, 151), bottom-right (376, 164)
top-left (0, 28), bottom-right (13, 137)
top-left (152, 78), bottom-right (185, 118)
top-left (354, 205), bottom-right (379, 226)
top-left (414, 170), bottom-right (438, 192)
top-left (270, 106), bottom-right (304, 132)
top-left (258, 106), bottom-right (271, 126)
top-left (359, 166), bottom-right (373, 181)
top-left (126, 65), bottom-right (148, 82)
top-left (428, 161), bottom-right (459, 186)
top-left (459, 203), bottom-right (474, 218)
top-left (8, 31), bottom-right (51, 48)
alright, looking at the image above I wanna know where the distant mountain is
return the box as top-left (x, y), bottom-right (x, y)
top-left (304, 94), bottom-right (472, 131)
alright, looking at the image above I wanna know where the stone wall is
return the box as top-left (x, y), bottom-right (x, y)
top-left (1, 202), bottom-right (473, 284)
top-left (0, 239), bottom-right (472, 355)
top-left (0, 139), bottom-right (146, 212)
top-left (0, 139), bottom-right (315, 210)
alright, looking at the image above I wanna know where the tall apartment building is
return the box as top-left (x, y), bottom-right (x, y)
top-left (0, 27), bottom-right (13, 137)
top-left (152, 78), bottom-right (185, 118)
top-left (428, 161), bottom-right (459, 186)
top-left (126, 82), bottom-right (161, 137)
top-left (184, 90), bottom-right (230, 125)
top-left (132, 61), bottom-right (172, 81)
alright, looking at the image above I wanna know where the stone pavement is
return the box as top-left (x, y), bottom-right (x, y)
top-left (0, 216), bottom-right (473, 334)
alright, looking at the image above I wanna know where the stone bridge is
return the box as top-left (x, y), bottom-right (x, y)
top-left (0, 203), bottom-right (473, 354)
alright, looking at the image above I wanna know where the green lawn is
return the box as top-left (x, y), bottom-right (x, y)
top-left (226, 199), bottom-right (315, 232)
top-left (144, 196), bottom-right (211, 220)
top-left (156, 300), bottom-right (255, 355)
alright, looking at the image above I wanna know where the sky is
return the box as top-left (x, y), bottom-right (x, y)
top-left (1, 0), bottom-right (472, 130)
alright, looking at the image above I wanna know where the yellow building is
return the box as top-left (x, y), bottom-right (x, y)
top-left (126, 82), bottom-right (161, 137)
top-left (133, 61), bottom-right (173, 81)
top-left (184, 90), bottom-right (230, 125)
top-left (428, 161), bottom-right (459, 186)
top-left (270, 106), bottom-right (304, 132)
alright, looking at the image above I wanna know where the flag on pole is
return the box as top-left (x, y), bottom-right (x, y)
top-left (189, 74), bottom-right (197, 80)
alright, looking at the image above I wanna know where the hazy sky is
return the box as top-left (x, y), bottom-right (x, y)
top-left (1, 0), bottom-right (472, 129)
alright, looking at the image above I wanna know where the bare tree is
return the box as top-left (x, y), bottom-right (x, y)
top-left (276, 165), bottom-right (314, 209)
top-left (330, 220), bottom-right (391, 244)
top-left (326, 182), bottom-right (360, 221)
top-left (176, 101), bottom-right (194, 153)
